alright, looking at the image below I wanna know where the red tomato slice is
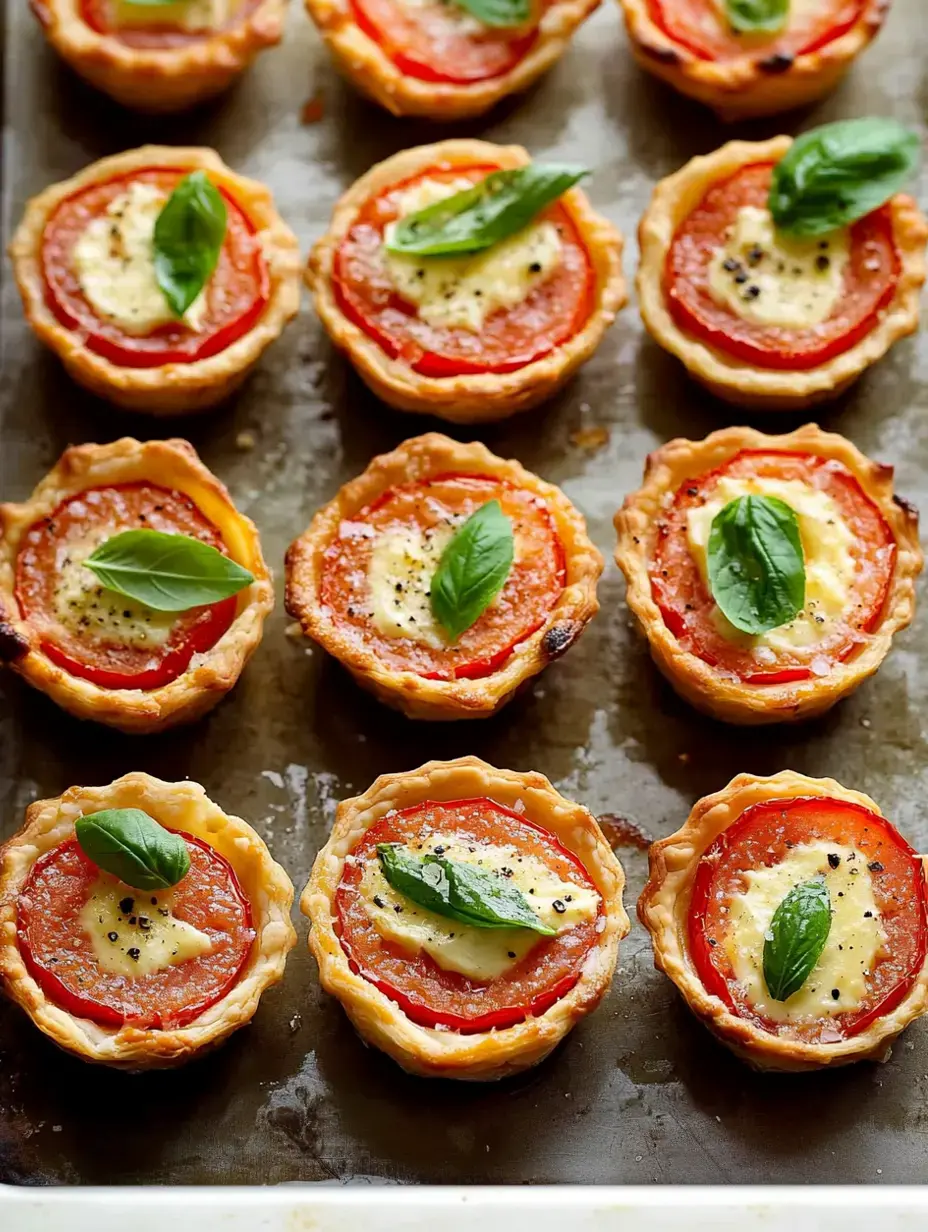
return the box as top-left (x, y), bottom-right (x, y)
top-left (665, 163), bottom-right (899, 371)
top-left (689, 796), bottom-right (927, 1043)
top-left (15, 482), bottom-right (238, 691)
top-left (333, 164), bottom-right (595, 378)
top-left (336, 798), bottom-right (602, 1033)
top-left (647, 0), bottom-right (866, 62)
top-left (650, 450), bottom-right (896, 684)
top-left (320, 472), bottom-right (565, 680)
top-left (18, 833), bottom-right (255, 1030)
top-left (42, 168), bottom-right (269, 369)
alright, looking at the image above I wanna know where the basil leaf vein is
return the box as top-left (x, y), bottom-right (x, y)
top-left (707, 494), bottom-right (805, 636)
top-left (770, 117), bottom-right (920, 238)
top-left (386, 163), bottom-right (588, 258)
top-left (75, 808), bottom-right (191, 891)
top-left (453, 0), bottom-right (531, 27)
top-left (430, 500), bottom-right (514, 642)
top-left (153, 170), bottom-right (227, 317)
top-left (84, 528), bottom-right (254, 613)
top-left (763, 876), bottom-right (832, 1002)
top-left (725, 0), bottom-right (788, 33)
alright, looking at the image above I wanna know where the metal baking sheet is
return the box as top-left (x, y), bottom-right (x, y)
top-left (2, 0), bottom-right (928, 1188)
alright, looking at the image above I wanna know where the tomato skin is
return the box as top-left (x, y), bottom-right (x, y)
top-left (688, 797), bottom-right (928, 1043)
top-left (647, 0), bottom-right (867, 62)
top-left (665, 163), bottom-right (899, 371)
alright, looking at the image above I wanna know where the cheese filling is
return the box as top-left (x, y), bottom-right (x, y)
top-left (80, 878), bottom-right (212, 978)
top-left (358, 834), bottom-right (600, 981)
top-left (708, 206), bottom-right (849, 329)
top-left (382, 177), bottom-right (563, 333)
top-left (72, 182), bottom-right (209, 336)
top-left (723, 841), bottom-right (885, 1025)
top-left (111, 0), bottom-right (243, 29)
top-left (686, 475), bottom-right (855, 656)
top-left (398, 0), bottom-right (486, 33)
top-left (367, 524), bottom-right (456, 650)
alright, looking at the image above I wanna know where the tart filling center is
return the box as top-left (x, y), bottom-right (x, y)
top-left (647, 0), bottom-right (866, 62)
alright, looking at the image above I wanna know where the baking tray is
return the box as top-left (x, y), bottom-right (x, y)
top-left (2, 0), bottom-right (928, 1189)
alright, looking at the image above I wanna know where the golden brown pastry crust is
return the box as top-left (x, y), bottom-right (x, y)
top-left (0, 772), bottom-right (296, 1069)
top-left (285, 432), bottom-right (603, 720)
top-left (30, 0), bottom-right (286, 111)
top-left (618, 0), bottom-right (889, 121)
top-left (9, 146), bottom-right (301, 416)
top-left (302, 756), bottom-right (629, 1080)
top-left (307, 139), bottom-right (626, 424)
top-left (614, 423), bottom-right (922, 725)
top-left (0, 437), bottom-right (274, 733)
top-left (637, 136), bottom-right (927, 411)
top-left (304, 0), bottom-right (599, 119)
top-left (638, 770), bottom-right (928, 1072)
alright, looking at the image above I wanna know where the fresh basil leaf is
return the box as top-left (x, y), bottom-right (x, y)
top-left (84, 529), bottom-right (253, 613)
top-left (153, 170), bottom-right (227, 317)
top-left (75, 808), bottom-right (190, 891)
top-left (707, 494), bottom-right (805, 636)
top-left (386, 163), bottom-right (588, 257)
top-left (377, 844), bottom-right (555, 935)
top-left (763, 876), bottom-right (832, 1002)
top-left (430, 500), bottom-right (514, 642)
top-left (770, 117), bottom-right (920, 238)
top-left (725, 0), bottom-right (787, 33)
top-left (452, 0), bottom-right (530, 27)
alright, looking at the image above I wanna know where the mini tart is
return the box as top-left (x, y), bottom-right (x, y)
top-left (302, 756), bottom-right (628, 1080)
top-left (0, 773), bottom-right (296, 1068)
top-left (307, 139), bottom-right (626, 424)
top-left (285, 432), bottom-right (603, 721)
top-left (619, 0), bottom-right (889, 121)
top-left (304, 0), bottom-right (600, 120)
top-left (637, 136), bottom-right (927, 411)
top-left (0, 437), bottom-right (274, 733)
top-left (639, 771), bottom-right (928, 1071)
top-left (31, 0), bottom-right (285, 112)
top-left (9, 146), bottom-right (301, 416)
top-left (614, 424), bottom-right (922, 725)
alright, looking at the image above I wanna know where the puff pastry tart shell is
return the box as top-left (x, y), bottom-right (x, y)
top-left (0, 773), bottom-right (296, 1068)
top-left (618, 0), bottom-right (889, 120)
top-left (637, 136), bottom-right (927, 411)
top-left (302, 756), bottom-right (629, 1080)
top-left (639, 771), bottom-right (928, 1071)
top-left (31, 0), bottom-right (286, 112)
top-left (614, 424), bottom-right (922, 725)
top-left (0, 437), bottom-right (274, 733)
top-left (285, 432), bottom-right (603, 721)
top-left (9, 146), bottom-right (301, 416)
top-left (307, 139), bottom-right (626, 424)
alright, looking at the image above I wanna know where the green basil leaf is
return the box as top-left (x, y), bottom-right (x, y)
top-left (725, 0), bottom-right (787, 33)
top-left (386, 163), bottom-right (588, 258)
top-left (452, 0), bottom-right (530, 27)
top-left (75, 809), bottom-right (190, 891)
top-left (153, 170), bottom-right (227, 317)
top-left (84, 529), bottom-right (254, 613)
top-left (430, 500), bottom-right (514, 641)
top-left (763, 876), bottom-right (832, 1002)
top-left (707, 494), bottom-right (805, 635)
top-left (377, 844), bottom-right (555, 935)
top-left (770, 117), bottom-right (920, 238)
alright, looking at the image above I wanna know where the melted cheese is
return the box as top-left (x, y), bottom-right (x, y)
top-left (72, 182), bottom-right (208, 336)
top-left (367, 524), bottom-right (455, 649)
top-left (708, 206), bottom-right (849, 329)
top-left (112, 0), bottom-right (242, 30)
top-left (80, 879), bottom-right (212, 978)
top-left (399, 0), bottom-right (485, 33)
top-left (687, 475), bottom-right (854, 654)
top-left (358, 834), bottom-right (600, 981)
top-left (382, 177), bottom-right (562, 333)
top-left (723, 842), bottom-right (885, 1024)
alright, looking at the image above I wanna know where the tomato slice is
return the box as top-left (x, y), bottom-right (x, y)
top-left (42, 168), bottom-right (269, 369)
top-left (319, 472), bottom-right (565, 680)
top-left (647, 0), bottom-right (867, 62)
top-left (18, 833), bottom-right (255, 1030)
top-left (78, 0), bottom-right (260, 45)
top-left (689, 796), bottom-right (927, 1043)
top-left (15, 482), bottom-right (238, 691)
top-left (333, 164), bottom-right (595, 378)
top-left (650, 449), bottom-right (895, 683)
top-left (336, 798), bottom-right (602, 1033)
top-left (665, 163), bottom-right (898, 371)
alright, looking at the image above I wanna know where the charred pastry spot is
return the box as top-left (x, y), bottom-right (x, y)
top-left (0, 618), bottom-right (29, 662)
top-left (892, 493), bottom-right (919, 524)
top-left (758, 52), bottom-right (794, 73)
top-left (542, 621), bottom-right (581, 659)
top-left (642, 41), bottom-right (681, 65)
